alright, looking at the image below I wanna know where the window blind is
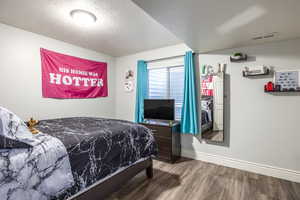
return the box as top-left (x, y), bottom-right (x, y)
top-left (148, 66), bottom-right (184, 120)
top-left (170, 67), bottom-right (184, 120)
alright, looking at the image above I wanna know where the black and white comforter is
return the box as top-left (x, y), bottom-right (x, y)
top-left (36, 117), bottom-right (157, 199)
top-left (0, 107), bottom-right (157, 200)
top-left (201, 97), bottom-right (213, 133)
top-left (0, 107), bottom-right (74, 200)
top-left (0, 134), bottom-right (75, 200)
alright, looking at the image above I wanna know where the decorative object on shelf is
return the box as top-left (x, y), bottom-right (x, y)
top-left (264, 82), bottom-right (300, 93)
top-left (201, 65), bottom-right (213, 76)
top-left (230, 52), bottom-right (247, 62)
top-left (242, 66), bottom-right (270, 77)
top-left (217, 63), bottom-right (226, 73)
top-left (274, 70), bottom-right (299, 91)
top-left (275, 85), bottom-right (281, 91)
top-left (264, 70), bottom-right (300, 93)
top-left (264, 81), bottom-right (274, 92)
top-left (201, 63), bottom-right (225, 77)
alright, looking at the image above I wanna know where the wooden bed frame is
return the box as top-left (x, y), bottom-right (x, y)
top-left (72, 158), bottom-right (153, 200)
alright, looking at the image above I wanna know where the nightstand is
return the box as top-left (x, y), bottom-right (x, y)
top-left (140, 120), bottom-right (181, 163)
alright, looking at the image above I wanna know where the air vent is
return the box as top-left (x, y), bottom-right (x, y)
top-left (263, 34), bottom-right (275, 38)
top-left (252, 36), bottom-right (263, 40)
top-left (252, 32), bottom-right (278, 40)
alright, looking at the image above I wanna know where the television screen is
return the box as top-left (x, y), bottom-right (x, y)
top-left (144, 99), bottom-right (174, 120)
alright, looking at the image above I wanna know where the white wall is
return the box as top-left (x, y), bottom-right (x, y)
top-left (189, 39), bottom-right (300, 173)
top-left (0, 23), bottom-right (116, 120)
top-left (115, 40), bottom-right (300, 175)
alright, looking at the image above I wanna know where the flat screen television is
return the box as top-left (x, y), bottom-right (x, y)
top-left (144, 99), bottom-right (174, 120)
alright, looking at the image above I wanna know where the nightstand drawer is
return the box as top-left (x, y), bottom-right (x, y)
top-left (139, 121), bottom-right (181, 163)
top-left (155, 137), bottom-right (172, 152)
top-left (146, 125), bottom-right (171, 138)
top-left (155, 137), bottom-right (172, 159)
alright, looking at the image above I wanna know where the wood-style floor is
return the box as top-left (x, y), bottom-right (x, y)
top-left (107, 158), bottom-right (300, 200)
top-left (202, 130), bottom-right (224, 142)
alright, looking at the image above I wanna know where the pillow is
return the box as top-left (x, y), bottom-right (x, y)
top-left (0, 107), bottom-right (33, 148)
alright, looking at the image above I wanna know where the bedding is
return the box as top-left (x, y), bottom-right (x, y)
top-left (36, 117), bottom-right (157, 200)
top-left (201, 110), bottom-right (210, 125)
top-left (0, 107), bottom-right (32, 148)
top-left (0, 107), bottom-right (74, 200)
top-left (201, 97), bottom-right (213, 122)
top-left (201, 97), bottom-right (213, 133)
top-left (0, 107), bottom-right (157, 200)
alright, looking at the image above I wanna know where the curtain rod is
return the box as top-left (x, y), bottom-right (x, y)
top-left (145, 52), bottom-right (196, 63)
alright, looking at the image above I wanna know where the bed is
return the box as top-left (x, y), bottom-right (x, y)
top-left (0, 107), bottom-right (157, 200)
top-left (201, 96), bottom-right (213, 133)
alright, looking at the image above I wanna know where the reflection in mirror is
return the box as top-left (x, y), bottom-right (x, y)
top-left (200, 66), bottom-right (224, 142)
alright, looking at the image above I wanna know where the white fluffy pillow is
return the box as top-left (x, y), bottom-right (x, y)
top-left (0, 107), bottom-right (33, 148)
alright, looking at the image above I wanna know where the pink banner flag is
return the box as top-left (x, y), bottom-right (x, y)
top-left (41, 48), bottom-right (108, 99)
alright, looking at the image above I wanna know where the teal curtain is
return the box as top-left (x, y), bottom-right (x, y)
top-left (181, 51), bottom-right (199, 134)
top-left (135, 60), bottom-right (148, 123)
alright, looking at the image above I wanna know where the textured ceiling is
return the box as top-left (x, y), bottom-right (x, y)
top-left (0, 0), bottom-right (180, 56)
top-left (133, 0), bottom-right (300, 53)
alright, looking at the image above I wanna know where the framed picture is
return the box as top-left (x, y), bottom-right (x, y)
top-left (274, 70), bottom-right (299, 90)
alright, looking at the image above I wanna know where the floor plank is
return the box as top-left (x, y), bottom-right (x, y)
top-left (107, 158), bottom-right (300, 200)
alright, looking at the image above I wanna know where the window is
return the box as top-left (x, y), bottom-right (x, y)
top-left (148, 66), bottom-right (184, 120)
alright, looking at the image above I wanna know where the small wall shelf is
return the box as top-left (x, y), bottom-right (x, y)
top-left (230, 54), bottom-right (247, 62)
top-left (243, 68), bottom-right (270, 77)
top-left (265, 90), bottom-right (300, 93)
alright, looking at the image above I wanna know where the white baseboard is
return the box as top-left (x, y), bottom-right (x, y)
top-left (181, 149), bottom-right (300, 183)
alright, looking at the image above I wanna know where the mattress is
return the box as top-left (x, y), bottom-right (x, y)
top-left (35, 117), bottom-right (157, 200)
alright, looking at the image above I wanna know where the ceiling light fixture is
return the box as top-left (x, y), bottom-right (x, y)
top-left (70, 9), bottom-right (97, 26)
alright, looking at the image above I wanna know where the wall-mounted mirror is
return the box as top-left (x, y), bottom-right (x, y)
top-left (200, 66), bottom-right (224, 142)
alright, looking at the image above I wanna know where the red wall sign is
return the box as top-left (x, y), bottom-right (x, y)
top-left (41, 48), bottom-right (108, 98)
